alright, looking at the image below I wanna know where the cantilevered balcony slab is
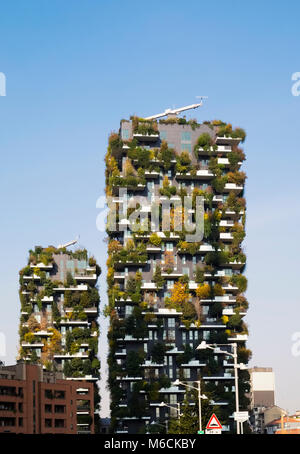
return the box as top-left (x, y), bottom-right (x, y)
top-left (224, 183), bottom-right (243, 193)
top-left (30, 262), bottom-right (53, 270)
top-left (133, 133), bottom-right (159, 142)
top-left (215, 136), bottom-right (242, 145)
top-left (220, 232), bottom-right (233, 241)
top-left (228, 334), bottom-right (248, 341)
top-left (175, 169), bottom-right (213, 180)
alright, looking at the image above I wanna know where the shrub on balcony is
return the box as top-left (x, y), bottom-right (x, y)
top-left (230, 274), bottom-right (247, 292)
top-left (125, 350), bottom-right (144, 376)
top-left (128, 146), bottom-right (151, 169)
top-left (151, 342), bottom-right (167, 364)
top-left (227, 171), bottom-right (246, 186)
top-left (149, 233), bottom-right (162, 247)
top-left (195, 283), bottom-right (211, 300)
top-left (159, 175), bottom-right (177, 198)
top-left (195, 132), bottom-right (213, 152)
top-left (152, 265), bottom-right (165, 288)
top-left (108, 132), bottom-right (123, 160)
top-left (181, 301), bottom-right (197, 328)
top-left (212, 176), bottom-right (227, 193)
top-left (158, 141), bottom-right (175, 170)
top-left (175, 151), bottom-right (192, 174)
top-left (131, 116), bottom-right (158, 135)
top-left (24, 332), bottom-right (35, 343)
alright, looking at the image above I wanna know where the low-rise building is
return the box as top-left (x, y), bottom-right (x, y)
top-left (0, 362), bottom-right (94, 434)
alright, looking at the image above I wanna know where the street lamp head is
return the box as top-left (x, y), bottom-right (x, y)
top-left (173, 379), bottom-right (181, 386)
top-left (196, 341), bottom-right (208, 350)
top-left (159, 402), bottom-right (166, 407)
top-left (201, 394), bottom-right (208, 400)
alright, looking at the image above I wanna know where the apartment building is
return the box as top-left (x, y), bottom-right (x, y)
top-left (18, 244), bottom-right (101, 431)
top-left (0, 362), bottom-right (94, 434)
top-left (105, 113), bottom-right (250, 433)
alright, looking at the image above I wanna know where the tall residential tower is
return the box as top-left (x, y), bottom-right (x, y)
top-left (105, 111), bottom-right (250, 434)
top-left (18, 244), bottom-right (101, 432)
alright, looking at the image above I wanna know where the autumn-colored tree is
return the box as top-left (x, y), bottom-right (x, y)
top-left (124, 158), bottom-right (136, 177)
top-left (195, 283), bottom-right (211, 300)
top-left (108, 240), bottom-right (122, 255)
top-left (28, 314), bottom-right (40, 332)
top-left (170, 282), bottom-right (189, 307)
top-left (163, 251), bottom-right (174, 273)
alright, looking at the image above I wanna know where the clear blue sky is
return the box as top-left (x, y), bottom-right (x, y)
top-left (1, 0), bottom-right (300, 417)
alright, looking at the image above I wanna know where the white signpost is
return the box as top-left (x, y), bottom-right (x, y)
top-left (234, 411), bottom-right (249, 434)
top-left (234, 411), bottom-right (249, 423)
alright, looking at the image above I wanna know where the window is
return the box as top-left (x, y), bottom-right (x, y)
top-left (45, 404), bottom-right (52, 413)
top-left (54, 405), bottom-right (65, 414)
top-left (122, 128), bottom-right (129, 140)
top-left (167, 280), bottom-right (174, 289)
top-left (54, 390), bottom-right (65, 399)
top-left (170, 394), bottom-right (177, 404)
top-left (45, 389), bottom-right (53, 399)
top-left (181, 132), bottom-right (191, 142)
top-left (54, 419), bottom-right (65, 428)
top-left (181, 143), bottom-right (192, 154)
top-left (183, 368), bottom-right (191, 379)
top-left (160, 131), bottom-right (167, 140)
top-left (166, 242), bottom-right (173, 251)
top-left (182, 267), bottom-right (190, 277)
top-left (45, 419), bottom-right (52, 428)
top-left (168, 318), bottom-right (175, 328)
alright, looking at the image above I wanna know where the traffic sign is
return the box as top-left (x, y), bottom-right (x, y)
top-left (234, 411), bottom-right (249, 423)
top-left (206, 413), bottom-right (223, 430)
top-left (205, 429), bottom-right (222, 435)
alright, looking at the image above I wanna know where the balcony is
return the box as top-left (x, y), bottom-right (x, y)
top-left (141, 282), bottom-right (157, 290)
top-left (219, 220), bottom-right (234, 227)
top-left (224, 183), bottom-right (243, 193)
top-left (144, 171), bottom-right (160, 178)
top-left (196, 144), bottom-right (230, 155)
top-left (21, 342), bottom-right (44, 348)
top-left (220, 232), bottom-right (233, 241)
top-left (175, 169), bottom-right (213, 180)
top-left (114, 272), bottom-right (126, 281)
top-left (30, 262), bottom-right (53, 270)
top-left (228, 334), bottom-right (248, 342)
top-left (23, 274), bottom-right (41, 281)
top-left (222, 284), bottom-right (239, 293)
top-left (146, 245), bottom-right (161, 252)
top-left (133, 132), bottom-right (159, 142)
top-left (215, 137), bottom-right (242, 145)
top-left (34, 330), bottom-right (53, 337)
top-left (74, 273), bottom-right (97, 284)
top-left (161, 271), bottom-right (183, 278)
top-left (203, 373), bottom-right (234, 380)
top-left (54, 352), bottom-right (89, 359)
top-left (217, 157), bottom-right (242, 167)
top-left (54, 284), bottom-right (88, 291)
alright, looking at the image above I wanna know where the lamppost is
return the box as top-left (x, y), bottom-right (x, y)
top-left (159, 402), bottom-right (182, 433)
top-left (196, 340), bottom-right (247, 434)
top-left (172, 379), bottom-right (208, 432)
top-left (159, 401), bottom-right (182, 418)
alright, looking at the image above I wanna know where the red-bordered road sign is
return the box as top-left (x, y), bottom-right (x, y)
top-left (206, 413), bottom-right (223, 430)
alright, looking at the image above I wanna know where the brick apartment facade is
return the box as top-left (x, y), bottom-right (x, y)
top-left (0, 362), bottom-right (94, 434)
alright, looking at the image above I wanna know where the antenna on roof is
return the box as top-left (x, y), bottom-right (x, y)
top-left (57, 235), bottom-right (79, 250)
top-left (144, 97), bottom-right (208, 121)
